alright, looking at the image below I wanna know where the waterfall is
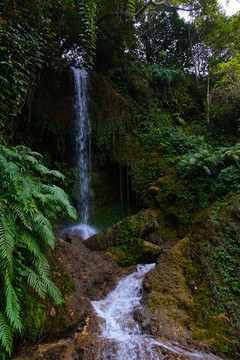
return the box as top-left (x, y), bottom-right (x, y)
top-left (72, 67), bottom-right (91, 223)
top-left (61, 68), bottom-right (97, 240)
top-left (91, 264), bottom-right (223, 360)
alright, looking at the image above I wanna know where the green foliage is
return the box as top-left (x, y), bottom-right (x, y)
top-left (177, 142), bottom-right (240, 194)
top-left (89, 203), bottom-right (136, 230)
top-left (213, 53), bottom-right (240, 99)
top-left (0, 144), bottom-right (76, 355)
top-left (138, 10), bottom-right (192, 68)
top-left (0, 0), bottom-right (97, 135)
top-left (139, 126), bottom-right (198, 154)
top-left (186, 198), bottom-right (240, 357)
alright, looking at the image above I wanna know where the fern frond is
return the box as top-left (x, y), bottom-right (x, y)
top-left (42, 185), bottom-right (77, 219)
top-left (32, 190), bottom-right (47, 206)
top-left (19, 230), bottom-right (51, 278)
top-left (0, 311), bottom-right (13, 354)
top-left (26, 270), bottom-right (47, 299)
top-left (4, 275), bottom-right (22, 332)
top-left (0, 143), bottom-right (75, 354)
top-left (15, 146), bottom-right (42, 160)
top-left (48, 170), bottom-right (65, 181)
top-left (0, 216), bottom-right (15, 262)
top-left (34, 163), bottom-right (65, 179)
top-left (22, 154), bottom-right (38, 165)
top-left (8, 203), bottom-right (33, 231)
top-left (31, 213), bottom-right (55, 248)
top-left (43, 278), bottom-right (62, 304)
top-left (35, 256), bottom-right (51, 278)
top-left (0, 156), bottom-right (18, 183)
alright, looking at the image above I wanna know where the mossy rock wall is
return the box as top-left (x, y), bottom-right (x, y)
top-left (140, 194), bottom-right (240, 359)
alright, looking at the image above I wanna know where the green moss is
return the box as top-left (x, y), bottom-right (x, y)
top-left (20, 296), bottom-right (46, 344)
top-left (193, 313), bottom-right (237, 358)
top-left (148, 296), bottom-right (162, 308)
top-left (107, 247), bottom-right (127, 265)
top-left (51, 260), bottom-right (76, 297)
top-left (168, 198), bottom-right (240, 358)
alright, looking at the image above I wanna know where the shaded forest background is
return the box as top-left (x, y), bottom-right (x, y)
top-left (0, 0), bottom-right (240, 358)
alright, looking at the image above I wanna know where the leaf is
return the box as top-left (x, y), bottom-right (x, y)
top-left (0, 312), bottom-right (13, 354)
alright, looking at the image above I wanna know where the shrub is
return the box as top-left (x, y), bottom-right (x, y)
top-left (0, 144), bottom-right (76, 355)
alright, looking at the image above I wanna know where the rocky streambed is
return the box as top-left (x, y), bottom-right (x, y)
top-left (12, 209), bottom-right (235, 360)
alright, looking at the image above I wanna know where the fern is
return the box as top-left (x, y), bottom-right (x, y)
top-left (26, 270), bottom-right (47, 299)
top-left (0, 144), bottom-right (76, 354)
top-left (0, 312), bottom-right (13, 354)
top-left (177, 142), bottom-right (240, 194)
top-left (4, 275), bottom-right (22, 331)
top-left (0, 216), bottom-right (15, 263)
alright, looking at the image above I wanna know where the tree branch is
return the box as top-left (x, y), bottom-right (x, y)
top-left (135, 0), bottom-right (166, 17)
top-left (97, 0), bottom-right (203, 25)
top-left (135, 0), bottom-right (202, 17)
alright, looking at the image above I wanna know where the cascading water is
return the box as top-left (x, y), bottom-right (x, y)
top-left (72, 67), bottom-right (91, 223)
top-left (91, 264), bottom-right (223, 360)
top-left (62, 68), bottom-right (96, 240)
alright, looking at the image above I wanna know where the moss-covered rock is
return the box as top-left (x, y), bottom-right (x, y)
top-left (139, 195), bottom-right (240, 359)
top-left (137, 246), bottom-right (194, 345)
top-left (85, 209), bottom-right (159, 252)
top-left (107, 240), bottom-right (162, 266)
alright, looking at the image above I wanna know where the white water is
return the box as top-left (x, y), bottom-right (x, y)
top-left (91, 264), bottom-right (224, 360)
top-left (63, 68), bottom-right (97, 240)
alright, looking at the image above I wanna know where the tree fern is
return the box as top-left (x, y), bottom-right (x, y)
top-left (0, 144), bottom-right (77, 354)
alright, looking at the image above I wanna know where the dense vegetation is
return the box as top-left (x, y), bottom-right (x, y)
top-left (0, 0), bottom-right (240, 358)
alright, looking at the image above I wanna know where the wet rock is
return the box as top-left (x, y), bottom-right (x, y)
top-left (65, 233), bottom-right (84, 243)
top-left (136, 250), bottom-right (194, 346)
top-left (138, 240), bottom-right (163, 263)
top-left (84, 209), bottom-right (159, 251)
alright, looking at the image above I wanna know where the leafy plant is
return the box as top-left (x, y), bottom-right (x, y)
top-left (0, 144), bottom-right (77, 355)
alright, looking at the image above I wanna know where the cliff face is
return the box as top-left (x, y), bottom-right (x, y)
top-left (16, 68), bottom-right (75, 163)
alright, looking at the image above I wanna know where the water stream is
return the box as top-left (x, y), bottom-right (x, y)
top-left (62, 67), bottom-right (96, 240)
top-left (91, 264), bottom-right (223, 360)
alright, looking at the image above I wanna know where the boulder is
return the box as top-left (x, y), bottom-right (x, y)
top-left (85, 209), bottom-right (159, 251)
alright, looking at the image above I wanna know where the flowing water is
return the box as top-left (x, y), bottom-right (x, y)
top-left (91, 264), bottom-right (224, 360)
top-left (61, 68), bottom-right (96, 240)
